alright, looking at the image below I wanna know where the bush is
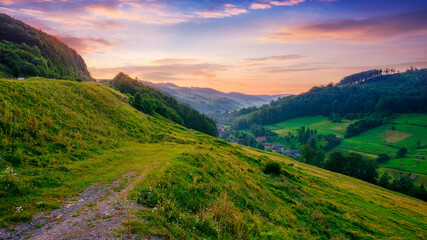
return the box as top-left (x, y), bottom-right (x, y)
top-left (263, 162), bottom-right (281, 175)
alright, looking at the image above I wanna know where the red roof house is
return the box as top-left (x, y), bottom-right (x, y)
top-left (257, 137), bottom-right (267, 141)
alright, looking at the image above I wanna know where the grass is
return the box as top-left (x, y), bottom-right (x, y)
top-left (334, 114), bottom-right (427, 182)
top-left (265, 116), bottom-right (357, 138)
top-left (0, 78), bottom-right (426, 239)
top-left (262, 115), bottom-right (427, 185)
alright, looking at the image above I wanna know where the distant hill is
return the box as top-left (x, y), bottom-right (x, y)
top-left (0, 13), bottom-right (92, 81)
top-left (142, 81), bottom-right (288, 117)
top-left (110, 72), bottom-right (218, 136)
top-left (233, 69), bottom-right (427, 128)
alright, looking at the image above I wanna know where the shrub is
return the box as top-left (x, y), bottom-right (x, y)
top-left (263, 162), bottom-right (281, 175)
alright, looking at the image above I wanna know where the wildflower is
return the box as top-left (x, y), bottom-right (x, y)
top-left (16, 206), bottom-right (23, 212)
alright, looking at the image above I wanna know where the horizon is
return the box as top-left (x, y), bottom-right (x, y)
top-left (1, 0), bottom-right (427, 94)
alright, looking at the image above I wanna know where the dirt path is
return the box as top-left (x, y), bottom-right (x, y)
top-left (0, 172), bottom-right (156, 240)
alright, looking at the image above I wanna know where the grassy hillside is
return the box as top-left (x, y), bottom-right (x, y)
top-left (0, 14), bottom-right (92, 81)
top-left (1, 78), bottom-right (426, 239)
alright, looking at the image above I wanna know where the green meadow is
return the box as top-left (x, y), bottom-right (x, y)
top-left (335, 114), bottom-right (427, 183)
top-left (260, 114), bottom-right (427, 185)
top-left (265, 116), bottom-right (357, 138)
top-left (0, 78), bottom-right (426, 239)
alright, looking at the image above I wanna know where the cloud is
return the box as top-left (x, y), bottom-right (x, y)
top-left (151, 58), bottom-right (201, 65)
top-left (1, 0), bottom-right (192, 26)
top-left (57, 36), bottom-right (115, 54)
top-left (269, 0), bottom-right (306, 6)
top-left (246, 54), bottom-right (306, 62)
top-left (249, 3), bottom-right (271, 10)
top-left (261, 9), bottom-right (427, 43)
top-left (260, 66), bottom-right (329, 73)
top-left (195, 4), bottom-right (248, 19)
top-left (90, 59), bottom-right (229, 81)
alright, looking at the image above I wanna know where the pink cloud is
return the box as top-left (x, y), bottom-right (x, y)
top-left (269, 0), bottom-right (306, 6)
top-left (90, 59), bottom-right (229, 81)
top-left (246, 54), bottom-right (306, 62)
top-left (57, 36), bottom-right (115, 54)
top-left (249, 3), bottom-right (272, 10)
top-left (195, 4), bottom-right (248, 19)
top-left (261, 9), bottom-right (427, 43)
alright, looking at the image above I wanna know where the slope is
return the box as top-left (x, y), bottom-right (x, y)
top-left (0, 13), bottom-right (92, 81)
top-left (0, 78), bottom-right (426, 239)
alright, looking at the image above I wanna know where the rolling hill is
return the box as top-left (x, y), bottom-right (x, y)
top-left (0, 78), bottom-right (426, 239)
top-left (0, 13), bottom-right (92, 81)
top-left (142, 81), bottom-right (287, 119)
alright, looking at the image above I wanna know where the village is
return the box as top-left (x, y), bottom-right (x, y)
top-left (217, 125), bottom-right (301, 158)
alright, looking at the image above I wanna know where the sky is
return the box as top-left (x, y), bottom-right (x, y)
top-left (1, 0), bottom-right (427, 94)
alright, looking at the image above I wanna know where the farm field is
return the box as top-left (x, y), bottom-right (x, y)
top-left (329, 114), bottom-right (427, 185)
top-left (265, 116), bottom-right (357, 138)
top-left (260, 114), bottom-right (427, 185)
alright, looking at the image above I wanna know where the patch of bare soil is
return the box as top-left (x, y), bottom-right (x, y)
top-left (0, 172), bottom-right (163, 240)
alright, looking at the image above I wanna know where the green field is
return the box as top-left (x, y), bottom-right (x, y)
top-left (265, 116), bottom-right (357, 138)
top-left (262, 115), bottom-right (427, 185)
top-left (335, 114), bottom-right (427, 181)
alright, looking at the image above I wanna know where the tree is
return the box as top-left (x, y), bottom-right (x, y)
top-left (377, 153), bottom-right (391, 163)
top-left (378, 173), bottom-right (390, 188)
top-left (325, 151), bottom-right (346, 173)
top-left (415, 184), bottom-right (427, 201)
top-left (396, 147), bottom-right (408, 158)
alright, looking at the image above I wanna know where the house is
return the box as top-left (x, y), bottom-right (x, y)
top-left (257, 137), bottom-right (267, 142)
top-left (282, 150), bottom-right (301, 157)
top-left (271, 144), bottom-right (284, 151)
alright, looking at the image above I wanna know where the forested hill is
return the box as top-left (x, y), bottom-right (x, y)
top-left (0, 13), bottom-right (92, 81)
top-left (110, 72), bottom-right (218, 137)
top-left (234, 69), bottom-right (427, 128)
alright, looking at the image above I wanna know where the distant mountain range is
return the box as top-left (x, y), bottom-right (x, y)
top-left (100, 80), bottom-right (290, 117)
